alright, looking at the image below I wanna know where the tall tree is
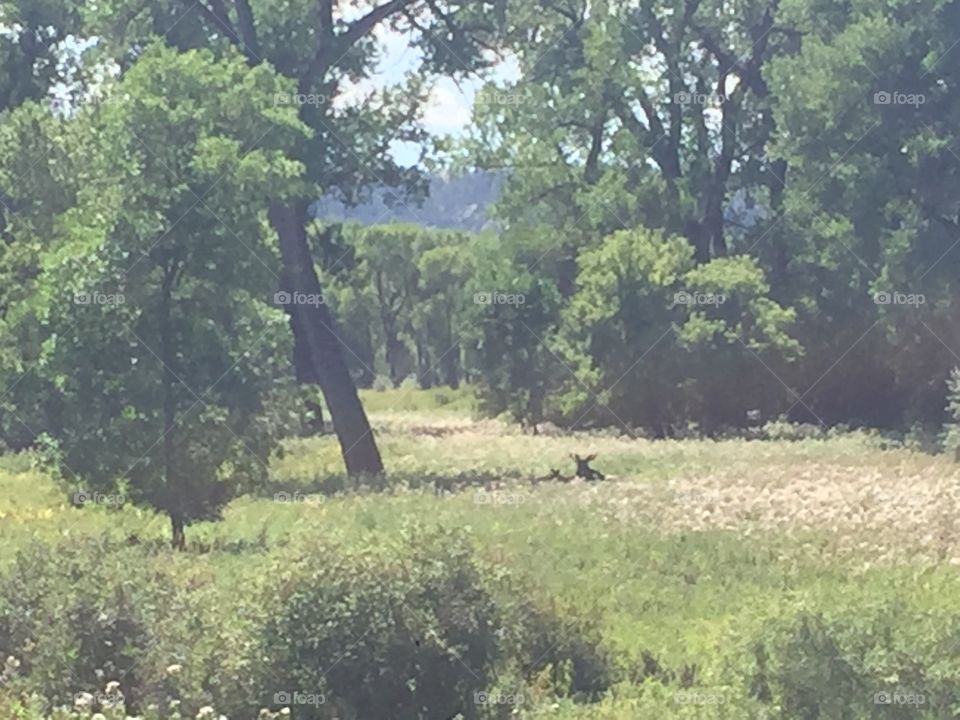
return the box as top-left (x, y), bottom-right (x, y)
top-left (27, 45), bottom-right (310, 548)
top-left (84, 0), bottom-right (502, 475)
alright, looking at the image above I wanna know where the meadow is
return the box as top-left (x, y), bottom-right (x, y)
top-left (3, 389), bottom-right (960, 719)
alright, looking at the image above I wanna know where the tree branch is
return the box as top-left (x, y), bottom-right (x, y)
top-left (301, 0), bottom-right (419, 85)
top-left (233, 0), bottom-right (261, 57)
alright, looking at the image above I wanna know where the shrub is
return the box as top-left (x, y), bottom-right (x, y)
top-left (0, 540), bottom-right (168, 711)
top-left (257, 525), bottom-right (614, 719)
top-left (0, 539), bottom-right (255, 718)
top-left (740, 605), bottom-right (960, 718)
top-left (0, 529), bottom-right (614, 719)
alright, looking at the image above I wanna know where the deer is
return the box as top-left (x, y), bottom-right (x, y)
top-left (571, 453), bottom-right (605, 481)
top-left (534, 467), bottom-right (569, 485)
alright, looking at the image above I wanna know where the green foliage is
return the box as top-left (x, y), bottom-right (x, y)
top-left (259, 526), bottom-right (502, 719)
top-left (258, 524), bottom-right (612, 719)
top-left (6, 44), bottom-right (311, 541)
top-left (0, 522), bottom-right (614, 720)
top-left (553, 229), bottom-right (798, 434)
top-left (464, 230), bottom-right (565, 430)
top-left (321, 223), bottom-right (477, 388)
top-left (0, 540), bottom-right (179, 710)
top-left (741, 605), bottom-right (960, 718)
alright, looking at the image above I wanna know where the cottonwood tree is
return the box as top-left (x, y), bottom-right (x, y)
top-left (467, 0), bottom-right (796, 268)
top-left (764, 0), bottom-right (960, 425)
top-left (414, 233), bottom-right (475, 387)
top-left (83, 0), bottom-right (504, 475)
top-left (29, 45), bottom-right (310, 548)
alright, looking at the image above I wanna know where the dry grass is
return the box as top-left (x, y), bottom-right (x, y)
top-left (369, 410), bottom-right (960, 564)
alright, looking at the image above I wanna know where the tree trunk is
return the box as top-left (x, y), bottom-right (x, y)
top-left (383, 320), bottom-right (404, 385)
top-left (768, 158), bottom-right (789, 290)
top-left (159, 259), bottom-right (185, 550)
top-left (287, 308), bottom-right (325, 433)
top-left (269, 201), bottom-right (384, 476)
top-left (170, 513), bottom-right (186, 551)
top-left (415, 334), bottom-right (436, 388)
top-left (440, 309), bottom-right (460, 388)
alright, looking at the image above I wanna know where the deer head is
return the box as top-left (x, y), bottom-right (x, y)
top-left (570, 453), bottom-right (604, 480)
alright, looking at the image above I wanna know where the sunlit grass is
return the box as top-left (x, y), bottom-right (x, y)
top-left (4, 389), bottom-right (960, 717)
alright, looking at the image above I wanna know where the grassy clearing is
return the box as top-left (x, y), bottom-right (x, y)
top-left (3, 390), bottom-right (960, 718)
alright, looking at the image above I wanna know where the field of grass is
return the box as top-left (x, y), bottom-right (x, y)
top-left (3, 389), bottom-right (960, 718)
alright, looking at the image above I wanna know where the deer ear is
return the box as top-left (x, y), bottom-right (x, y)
top-left (585, 453), bottom-right (596, 461)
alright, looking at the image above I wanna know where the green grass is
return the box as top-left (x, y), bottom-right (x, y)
top-left (357, 384), bottom-right (477, 413)
top-left (4, 389), bottom-right (960, 718)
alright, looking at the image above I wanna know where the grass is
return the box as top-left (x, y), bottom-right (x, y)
top-left (4, 389), bottom-right (960, 717)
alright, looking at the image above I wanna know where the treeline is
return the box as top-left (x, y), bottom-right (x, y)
top-left (321, 0), bottom-right (960, 438)
top-left (319, 204), bottom-right (956, 438)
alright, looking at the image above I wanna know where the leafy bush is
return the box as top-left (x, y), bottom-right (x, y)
top-left (257, 525), bottom-right (613, 719)
top-left (555, 229), bottom-right (798, 435)
top-left (0, 539), bottom-right (255, 718)
top-left (0, 540), bottom-right (175, 710)
top-left (740, 605), bottom-right (960, 718)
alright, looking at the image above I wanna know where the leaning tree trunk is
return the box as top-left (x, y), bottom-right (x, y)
top-left (269, 200), bottom-right (384, 476)
top-left (289, 309), bottom-right (325, 435)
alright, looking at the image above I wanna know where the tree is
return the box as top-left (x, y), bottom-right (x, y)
top-left (468, 0), bottom-right (796, 266)
top-left (350, 224), bottom-right (427, 384)
top-left (414, 233), bottom-right (476, 387)
top-left (29, 45), bottom-right (310, 548)
top-left (557, 229), bottom-right (799, 435)
top-left (765, 0), bottom-right (960, 426)
top-left (466, 231), bottom-right (564, 432)
top-left (84, 0), bottom-right (504, 476)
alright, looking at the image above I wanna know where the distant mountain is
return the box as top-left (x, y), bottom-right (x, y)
top-left (313, 171), bottom-right (502, 232)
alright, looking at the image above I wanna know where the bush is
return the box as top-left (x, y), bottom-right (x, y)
top-left (0, 539), bottom-right (254, 718)
top-left (0, 540), bottom-right (170, 711)
top-left (740, 605), bottom-right (960, 718)
top-left (257, 525), bottom-right (613, 719)
top-left (0, 529), bottom-right (614, 719)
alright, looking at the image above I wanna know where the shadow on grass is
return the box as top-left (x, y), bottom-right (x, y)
top-left (258, 467), bottom-right (534, 501)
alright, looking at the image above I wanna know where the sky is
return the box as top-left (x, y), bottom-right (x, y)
top-left (38, 15), bottom-right (518, 168)
top-left (357, 27), bottom-right (519, 166)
